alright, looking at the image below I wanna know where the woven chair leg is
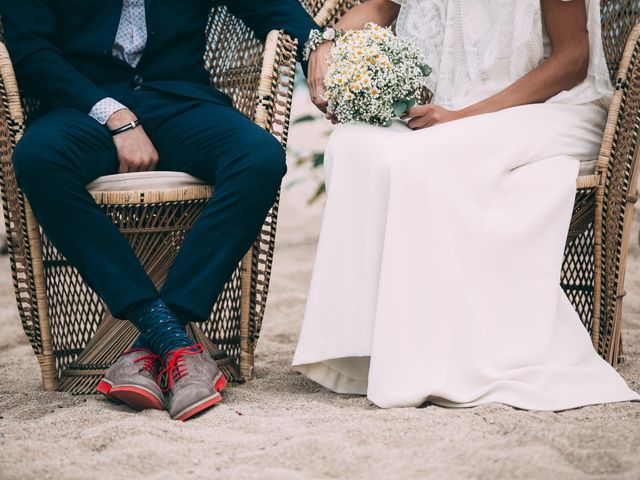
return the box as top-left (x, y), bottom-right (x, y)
top-left (239, 249), bottom-right (254, 380)
top-left (25, 201), bottom-right (59, 391)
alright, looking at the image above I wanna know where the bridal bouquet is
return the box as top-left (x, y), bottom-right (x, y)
top-left (324, 23), bottom-right (431, 126)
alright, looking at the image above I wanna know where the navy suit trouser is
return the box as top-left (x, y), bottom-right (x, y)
top-left (12, 87), bottom-right (287, 320)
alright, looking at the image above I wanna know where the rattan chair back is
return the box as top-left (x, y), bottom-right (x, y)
top-left (601, 2), bottom-right (640, 81)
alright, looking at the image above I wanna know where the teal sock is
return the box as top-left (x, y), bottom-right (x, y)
top-left (125, 298), bottom-right (194, 359)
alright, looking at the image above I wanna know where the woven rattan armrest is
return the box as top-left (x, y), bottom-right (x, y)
top-left (303, 0), bottom-right (356, 26)
top-left (253, 30), bottom-right (298, 147)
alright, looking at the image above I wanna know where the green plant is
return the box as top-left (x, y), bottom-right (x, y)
top-left (287, 91), bottom-right (330, 204)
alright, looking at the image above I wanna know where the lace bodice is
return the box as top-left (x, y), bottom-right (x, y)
top-left (391, 0), bottom-right (613, 110)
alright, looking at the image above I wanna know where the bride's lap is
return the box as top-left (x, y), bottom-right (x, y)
top-left (325, 102), bottom-right (606, 184)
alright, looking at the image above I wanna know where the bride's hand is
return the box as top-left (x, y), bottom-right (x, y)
top-left (405, 105), bottom-right (462, 130)
top-left (308, 42), bottom-right (332, 113)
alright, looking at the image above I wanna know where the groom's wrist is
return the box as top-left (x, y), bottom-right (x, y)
top-left (303, 27), bottom-right (344, 61)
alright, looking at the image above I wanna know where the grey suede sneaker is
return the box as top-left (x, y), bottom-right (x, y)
top-left (97, 349), bottom-right (164, 411)
top-left (159, 344), bottom-right (227, 421)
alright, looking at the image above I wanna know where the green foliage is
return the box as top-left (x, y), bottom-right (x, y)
top-left (309, 182), bottom-right (326, 204)
top-left (392, 101), bottom-right (407, 117)
top-left (292, 114), bottom-right (319, 125)
top-left (287, 108), bottom-right (329, 205)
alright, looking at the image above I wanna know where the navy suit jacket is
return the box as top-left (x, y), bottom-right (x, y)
top-left (0, 0), bottom-right (318, 114)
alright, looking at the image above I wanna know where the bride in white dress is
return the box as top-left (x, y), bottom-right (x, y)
top-left (294, 0), bottom-right (640, 410)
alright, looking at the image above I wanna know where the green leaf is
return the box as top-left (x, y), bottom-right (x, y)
top-left (285, 178), bottom-right (306, 189)
top-left (392, 101), bottom-right (407, 116)
top-left (292, 114), bottom-right (321, 125)
top-left (312, 153), bottom-right (325, 168)
top-left (419, 64), bottom-right (433, 76)
top-left (308, 182), bottom-right (326, 204)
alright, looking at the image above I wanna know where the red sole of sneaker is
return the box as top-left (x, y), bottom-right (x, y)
top-left (175, 393), bottom-right (223, 422)
top-left (97, 380), bottom-right (163, 411)
top-left (215, 374), bottom-right (227, 393)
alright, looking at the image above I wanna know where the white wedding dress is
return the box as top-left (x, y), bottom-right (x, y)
top-left (292, 0), bottom-right (640, 410)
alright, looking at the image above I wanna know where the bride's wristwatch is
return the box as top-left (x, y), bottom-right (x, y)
top-left (303, 27), bottom-right (344, 61)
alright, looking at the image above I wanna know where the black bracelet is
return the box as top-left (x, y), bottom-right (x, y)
top-left (109, 119), bottom-right (141, 136)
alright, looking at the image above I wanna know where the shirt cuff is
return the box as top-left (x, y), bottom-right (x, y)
top-left (89, 97), bottom-right (128, 125)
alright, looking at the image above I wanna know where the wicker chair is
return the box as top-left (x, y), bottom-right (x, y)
top-left (0, 6), bottom-right (307, 394)
top-left (310, 0), bottom-right (640, 367)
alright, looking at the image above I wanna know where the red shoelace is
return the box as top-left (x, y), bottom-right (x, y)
top-left (124, 348), bottom-right (160, 377)
top-left (156, 344), bottom-right (204, 392)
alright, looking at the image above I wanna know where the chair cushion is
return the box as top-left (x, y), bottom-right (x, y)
top-left (86, 162), bottom-right (596, 193)
top-left (87, 171), bottom-right (208, 192)
top-left (579, 159), bottom-right (597, 177)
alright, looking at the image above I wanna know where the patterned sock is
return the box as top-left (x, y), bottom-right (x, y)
top-left (125, 298), bottom-right (194, 359)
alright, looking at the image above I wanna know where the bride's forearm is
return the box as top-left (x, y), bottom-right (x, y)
top-left (407, 51), bottom-right (589, 130)
top-left (458, 50), bottom-right (589, 119)
top-left (334, 0), bottom-right (400, 30)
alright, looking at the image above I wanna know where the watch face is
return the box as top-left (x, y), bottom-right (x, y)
top-left (323, 28), bottom-right (336, 41)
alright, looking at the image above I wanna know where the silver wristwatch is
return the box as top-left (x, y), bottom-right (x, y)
top-left (303, 27), bottom-right (344, 61)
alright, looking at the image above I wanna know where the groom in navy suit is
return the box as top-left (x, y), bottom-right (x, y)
top-left (0, 0), bottom-right (318, 420)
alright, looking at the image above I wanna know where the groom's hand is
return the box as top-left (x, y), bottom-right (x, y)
top-left (107, 109), bottom-right (159, 173)
top-left (308, 42), bottom-right (332, 113)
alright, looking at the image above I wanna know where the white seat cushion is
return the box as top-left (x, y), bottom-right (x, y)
top-left (579, 159), bottom-right (597, 177)
top-left (87, 171), bottom-right (208, 192)
top-left (86, 163), bottom-right (597, 193)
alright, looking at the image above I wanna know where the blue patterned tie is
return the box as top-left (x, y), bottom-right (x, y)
top-left (113, 0), bottom-right (148, 68)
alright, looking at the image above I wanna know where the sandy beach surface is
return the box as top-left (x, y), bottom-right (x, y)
top-left (1, 90), bottom-right (639, 480)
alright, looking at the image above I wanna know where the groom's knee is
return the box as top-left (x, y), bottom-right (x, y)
top-left (237, 131), bottom-right (287, 195)
top-left (13, 111), bottom-right (115, 202)
top-left (13, 133), bottom-right (67, 202)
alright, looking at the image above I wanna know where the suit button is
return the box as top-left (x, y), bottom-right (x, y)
top-left (133, 74), bottom-right (143, 86)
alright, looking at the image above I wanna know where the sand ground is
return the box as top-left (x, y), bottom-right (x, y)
top-left (0, 91), bottom-right (639, 480)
